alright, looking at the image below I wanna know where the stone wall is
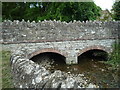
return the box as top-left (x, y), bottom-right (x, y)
top-left (9, 38), bottom-right (114, 88)
top-left (8, 39), bottom-right (115, 88)
top-left (1, 20), bottom-right (120, 43)
top-left (3, 39), bottom-right (115, 64)
top-left (11, 51), bottom-right (99, 88)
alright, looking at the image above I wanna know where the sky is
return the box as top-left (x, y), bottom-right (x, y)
top-left (94, 0), bottom-right (115, 11)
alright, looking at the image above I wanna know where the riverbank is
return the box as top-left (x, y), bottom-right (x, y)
top-left (1, 48), bottom-right (120, 88)
top-left (1, 50), bottom-right (14, 88)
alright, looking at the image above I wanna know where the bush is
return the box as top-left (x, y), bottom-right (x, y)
top-left (107, 40), bottom-right (120, 68)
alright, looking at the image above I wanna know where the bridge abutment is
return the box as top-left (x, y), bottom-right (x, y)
top-left (66, 55), bottom-right (78, 64)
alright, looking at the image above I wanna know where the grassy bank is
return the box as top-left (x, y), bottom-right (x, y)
top-left (107, 41), bottom-right (120, 68)
top-left (104, 41), bottom-right (120, 87)
top-left (1, 50), bottom-right (14, 88)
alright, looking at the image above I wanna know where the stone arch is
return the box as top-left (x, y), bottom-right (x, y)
top-left (77, 45), bottom-right (112, 56)
top-left (28, 48), bottom-right (67, 59)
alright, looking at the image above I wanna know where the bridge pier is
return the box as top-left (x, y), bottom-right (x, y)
top-left (66, 55), bottom-right (78, 64)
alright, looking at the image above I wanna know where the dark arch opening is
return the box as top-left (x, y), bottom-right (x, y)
top-left (30, 52), bottom-right (66, 70)
top-left (77, 49), bottom-right (117, 87)
top-left (78, 49), bottom-right (108, 63)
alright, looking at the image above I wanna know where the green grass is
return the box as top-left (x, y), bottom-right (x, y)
top-left (107, 42), bottom-right (120, 68)
top-left (1, 50), bottom-right (14, 88)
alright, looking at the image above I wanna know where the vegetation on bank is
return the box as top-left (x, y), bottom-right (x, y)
top-left (107, 40), bottom-right (120, 68)
top-left (1, 51), bottom-right (13, 88)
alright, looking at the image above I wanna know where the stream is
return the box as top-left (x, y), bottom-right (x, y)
top-left (48, 58), bottom-right (118, 88)
top-left (31, 52), bottom-right (119, 88)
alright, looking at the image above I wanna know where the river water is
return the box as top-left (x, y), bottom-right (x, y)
top-left (48, 58), bottom-right (118, 88)
top-left (31, 53), bottom-right (119, 88)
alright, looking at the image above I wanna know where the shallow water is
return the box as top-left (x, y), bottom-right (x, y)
top-left (31, 52), bottom-right (119, 88)
top-left (47, 58), bottom-right (118, 88)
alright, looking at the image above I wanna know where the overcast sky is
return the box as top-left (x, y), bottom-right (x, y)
top-left (94, 0), bottom-right (115, 11)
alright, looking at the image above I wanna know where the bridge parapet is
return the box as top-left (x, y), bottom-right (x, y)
top-left (1, 20), bottom-right (119, 43)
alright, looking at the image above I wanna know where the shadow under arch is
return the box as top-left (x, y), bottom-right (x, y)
top-left (28, 48), bottom-right (67, 59)
top-left (78, 45), bottom-right (111, 57)
top-left (29, 48), bottom-right (66, 65)
top-left (77, 45), bottom-right (109, 63)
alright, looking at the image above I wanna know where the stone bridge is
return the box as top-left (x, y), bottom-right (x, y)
top-left (1, 20), bottom-right (120, 64)
top-left (1, 20), bottom-right (120, 88)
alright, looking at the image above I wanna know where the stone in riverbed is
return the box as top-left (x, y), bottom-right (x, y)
top-left (87, 83), bottom-right (98, 88)
top-left (61, 77), bottom-right (77, 88)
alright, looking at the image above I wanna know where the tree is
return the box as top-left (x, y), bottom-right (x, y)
top-left (2, 2), bottom-right (26, 21)
top-left (112, 1), bottom-right (120, 20)
top-left (2, 2), bottom-right (101, 22)
top-left (37, 2), bottom-right (101, 22)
